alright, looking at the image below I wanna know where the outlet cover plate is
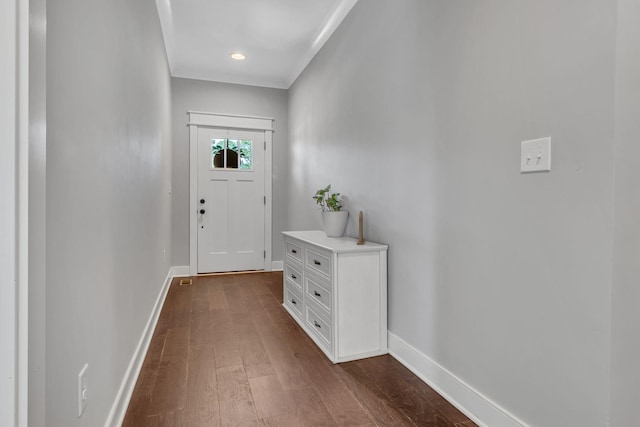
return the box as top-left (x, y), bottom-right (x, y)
top-left (521, 137), bottom-right (551, 173)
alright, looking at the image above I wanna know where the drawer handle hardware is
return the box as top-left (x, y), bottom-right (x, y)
top-left (314, 321), bottom-right (321, 329)
top-left (291, 249), bottom-right (297, 254)
top-left (313, 291), bottom-right (321, 297)
top-left (291, 299), bottom-right (297, 305)
top-left (314, 260), bottom-right (321, 266)
top-left (291, 274), bottom-right (297, 279)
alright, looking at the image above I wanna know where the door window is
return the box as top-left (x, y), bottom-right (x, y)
top-left (211, 138), bottom-right (253, 170)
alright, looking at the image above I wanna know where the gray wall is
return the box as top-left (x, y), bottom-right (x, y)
top-left (171, 77), bottom-right (289, 266)
top-left (288, 1), bottom-right (616, 425)
top-left (46, 0), bottom-right (173, 425)
top-left (0, 0), bottom-right (19, 423)
top-left (29, 0), bottom-right (47, 423)
top-left (610, 0), bottom-right (640, 425)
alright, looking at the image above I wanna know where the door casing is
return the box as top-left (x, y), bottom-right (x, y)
top-left (188, 111), bottom-right (274, 276)
top-left (1, 0), bottom-right (29, 424)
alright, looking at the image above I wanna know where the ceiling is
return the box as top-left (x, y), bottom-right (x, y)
top-left (156, 0), bottom-right (358, 89)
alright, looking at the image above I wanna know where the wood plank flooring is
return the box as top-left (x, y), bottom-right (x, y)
top-left (123, 272), bottom-right (477, 427)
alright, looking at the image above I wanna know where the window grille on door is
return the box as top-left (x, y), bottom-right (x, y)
top-left (211, 138), bottom-right (253, 170)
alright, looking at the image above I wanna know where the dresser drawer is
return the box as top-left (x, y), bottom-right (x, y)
top-left (305, 274), bottom-right (332, 313)
top-left (305, 246), bottom-right (332, 277)
top-left (284, 283), bottom-right (303, 320)
top-left (305, 304), bottom-right (331, 349)
top-left (284, 261), bottom-right (303, 291)
top-left (285, 239), bottom-right (303, 262)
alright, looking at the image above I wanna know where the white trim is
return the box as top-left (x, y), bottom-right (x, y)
top-left (188, 111), bottom-right (275, 121)
top-left (154, 0), bottom-right (177, 75)
top-left (171, 265), bottom-right (190, 277)
top-left (388, 333), bottom-right (527, 427)
top-left (1, 0), bottom-right (29, 424)
top-left (188, 122), bottom-right (198, 275)
top-left (286, 0), bottom-right (358, 88)
top-left (17, 0), bottom-right (29, 423)
top-left (187, 111), bottom-right (274, 132)
top-left (271, 261), bottom-right (283, 271)
top-left (264, 130), bottom-right (273, 272)
top-left (103, 267), bottom-right (176, 427)
top-left (188, 112), bottom-right (274, 275)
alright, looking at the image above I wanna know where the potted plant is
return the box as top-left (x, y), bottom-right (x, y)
top-left (313, 185), bottom-right (349, 237)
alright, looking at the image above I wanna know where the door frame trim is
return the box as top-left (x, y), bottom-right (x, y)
top-left (2, 0), bottom-right (30, 424)
top-left (187, 111), bottom-right (274, 276)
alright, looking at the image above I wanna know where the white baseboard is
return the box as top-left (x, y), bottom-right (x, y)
top-left (388, 332), bottom-right (527, 427)
top-left (175, 264), bottom-right (282, 274)
top-left (104, 267), bottom-right (177, 427)
top-left (171, 265), bottom-right (190, 277)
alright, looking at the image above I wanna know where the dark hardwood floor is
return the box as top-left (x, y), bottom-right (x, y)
top-left (123, 272), bottom-right (477, 426)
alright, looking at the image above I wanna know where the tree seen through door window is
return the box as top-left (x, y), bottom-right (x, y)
top-left (211, 138), bottom-right (253, 170)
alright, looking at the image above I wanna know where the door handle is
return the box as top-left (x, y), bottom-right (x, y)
top-left (200, 199), bottom-right (205, 204)
top-left (199, 209), bottom-right (205, 214)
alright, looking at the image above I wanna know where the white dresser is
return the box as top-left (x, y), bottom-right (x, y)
top-left (282, 230), bottom-right (388, 363)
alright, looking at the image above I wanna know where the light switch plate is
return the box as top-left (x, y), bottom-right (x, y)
top-left (521, 137), bottom-right (551, 173)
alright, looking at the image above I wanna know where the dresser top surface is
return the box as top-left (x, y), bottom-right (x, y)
top-left (283, 230), bottom-right (388, 253)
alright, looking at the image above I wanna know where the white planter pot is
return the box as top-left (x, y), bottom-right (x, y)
top-left (322, 211), bottom-right (349, 237)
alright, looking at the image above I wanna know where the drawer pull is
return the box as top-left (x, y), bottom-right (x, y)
top-left (291, 274), bottom-right (297, 280)
top-left (291, 249), bottom-right (297, 254)
top-left (313, 291), bottom-right (321, 297)
top-left (291, 299), bottom-right (297, 305)
top-left (314, 260), bottom-right (321, 266)
top-left (314, 321), bottom-right (321, 329)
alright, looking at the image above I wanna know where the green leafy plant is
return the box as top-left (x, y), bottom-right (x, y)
top-left (313, 185), bottom-right (343, 212)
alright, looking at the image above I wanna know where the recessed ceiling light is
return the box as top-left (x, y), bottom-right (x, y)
top-left (231, 52), bottom-right (246, 61)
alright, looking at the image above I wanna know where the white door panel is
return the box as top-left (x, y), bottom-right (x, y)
top-left (197, 127), bottom-right (265, 273)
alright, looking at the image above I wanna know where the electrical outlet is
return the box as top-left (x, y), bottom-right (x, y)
top-left (78, 364), bottom-right (88, 417)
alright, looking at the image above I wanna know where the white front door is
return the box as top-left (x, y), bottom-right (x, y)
top-left (197, 127), bottom-right (266, 273)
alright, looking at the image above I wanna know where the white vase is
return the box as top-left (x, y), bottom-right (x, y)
top-left (322, 211), bottom-right (349, 237)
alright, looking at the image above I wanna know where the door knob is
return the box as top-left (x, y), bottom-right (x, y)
top-left (200, 199), bottom-right (205, 204)
top-left (199, 209), bottom-right (205, 214)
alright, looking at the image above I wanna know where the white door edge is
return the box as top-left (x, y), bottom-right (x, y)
top-left (188, 112), bottom-right (274, 276)
top-left (1, 0), bottom-right (29, 424)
